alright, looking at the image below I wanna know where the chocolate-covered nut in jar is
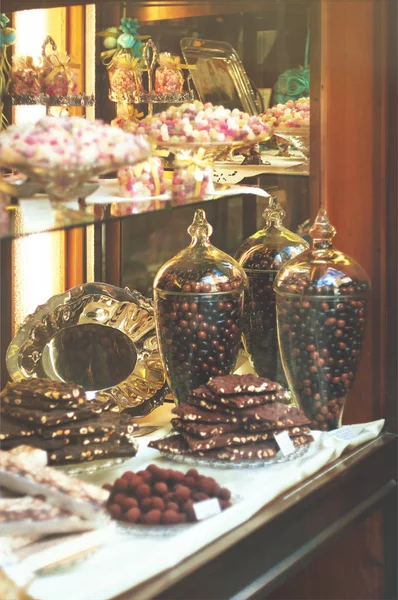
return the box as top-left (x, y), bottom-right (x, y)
top-left (154, 209), bottom-right (247, 404)
top-left (236, 197), bottom-right (308, 385)
top-left (274, 208), bottom-right (370, 431)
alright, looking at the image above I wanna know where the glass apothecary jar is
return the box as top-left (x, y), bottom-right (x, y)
top-left (235, 197), bottom-right (308, 384)
top-left (154, 209), bottom-right (247, 404)
top-left (274, 208), bottom-right (371, 430)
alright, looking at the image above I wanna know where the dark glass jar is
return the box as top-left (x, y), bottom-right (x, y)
top-left (274, 208), bottom-right (371, 430)
top-left (154, 209), bottom-right (247, 404)
top-left (236, 197), bottom-right (308, 384)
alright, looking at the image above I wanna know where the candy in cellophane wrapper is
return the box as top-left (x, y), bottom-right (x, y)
top-left (171, 157), bottom-right (214, 204)
top-left (155, 53), bottom-right (184, 94)
top-left (108, 55), bottom-right (144, 104)
top-left (11, 56), bottom-right (40, 96)
top-left (111, 106), bottom-right (144, 132)
top-left (39, 42), bottom-right (79, 97)
top-left (118, 157), bottom-right (165, 198)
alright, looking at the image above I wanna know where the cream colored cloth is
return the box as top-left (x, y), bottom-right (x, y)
top-left (26, 419), bottom-right (384, 600)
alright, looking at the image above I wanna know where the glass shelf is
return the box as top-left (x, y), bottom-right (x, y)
top-left (0, 182), bottom-right (273, 241)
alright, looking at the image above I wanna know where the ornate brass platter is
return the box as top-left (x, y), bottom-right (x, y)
top-left (6, 283), bottom-right (167, 416)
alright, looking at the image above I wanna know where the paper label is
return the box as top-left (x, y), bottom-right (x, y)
top-left (193, 498), bottom-right (222, 521)
top-left (328, 425), bottom-right (357, 441)
top-left (274, 430), bottom-right (296, 456)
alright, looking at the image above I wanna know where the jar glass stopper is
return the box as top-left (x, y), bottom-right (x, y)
top-left (262, 196), bottom-right (286, 229)
top-left (309, 208), bottom-right (336, 249)
top-left (188, 209), bottom-right (213, 247)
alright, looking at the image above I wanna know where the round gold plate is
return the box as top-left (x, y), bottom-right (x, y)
top-left (6, 283), bottom-right (167, 416)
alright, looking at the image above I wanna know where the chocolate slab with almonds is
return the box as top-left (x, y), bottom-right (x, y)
top-left (1, 379), bottom-right (86, 402)
top-left (182, 425), bottom-right (312, 451)
top-left (149, 434), bottom-right (278, 461)
top-left (189, 385), bottom-right (218, 401)
top-left (225, 402), bottom-right (309, 424)
top-left (150, 431), bottom-right (313, 462)
top-left (187, 396), bottom-right (228, 412)
top-left (207, 374), bottom-right (284, 395)
top-left (0, 417), bottom-right (36, 442)
top-left (2, 433), bottom-right (114, 452)
top-left (171, 418), bottom-right (241, 438)
top-left (1, 394), bottom-right (85, 412)
top-left (172, 403), bottom-right (240, 424)
top-left (197, 434), bottom-right (313, 462)
top-left (47, 435), bottom-right (138, 465)
top-left (242, 416), bottom-right (310, 432)
top-left (211, 390), bottom-right (286, 409)
top-left (149, 434), bottom-right (193, 455)
top-left (39, 412), bottom-right (138, 439)
top-left (183, 429), bottom-right (272, 451)
top-left (0, 404), bottom-right (99, 427)
top-left (197, 441), bottom-right (278, 461)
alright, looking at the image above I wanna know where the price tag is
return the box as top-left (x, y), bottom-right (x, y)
top-left (328, 425), bottom-right (358, 441)
top-left (274, 430), bottom-right (296, 456)
top-left (193, 497), bottom-right (222, 521)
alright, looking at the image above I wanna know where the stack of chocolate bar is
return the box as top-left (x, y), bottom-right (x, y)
top-left (150, 374), bottom-right (313, 462)
top-left (0, 379), bottom-right (138, 465)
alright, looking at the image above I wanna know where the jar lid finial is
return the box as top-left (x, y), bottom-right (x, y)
top-left (188, 209), bottom-right (213, 245)
top-left (309, 208), bottom-right (336, 245)
top-left (263, 196), bottom-right (286, 228)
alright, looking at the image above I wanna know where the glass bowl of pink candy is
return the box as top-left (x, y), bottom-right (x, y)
top-left (0, 117), bottom-right (151, 202)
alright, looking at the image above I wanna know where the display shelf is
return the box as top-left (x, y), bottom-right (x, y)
top-left (0, 183), bottom-right (269, 241)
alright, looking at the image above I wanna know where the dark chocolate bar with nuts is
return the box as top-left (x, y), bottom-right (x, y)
top-left (0, 417), bottom-right (36, 442)
top-left (186, 396), bottom-right (228, 412)
top-left (182, 425), bottom-right (312, 451)
top-left (171, 418), bottom-right (240, 438)
top-left (207, 374), bottom-right (284, 396)
top-left (39, 412), bottom-right (137, 439)
top-left (196, 435), bottom-right (313, 462)
top-left (211, 390), bottom-right (286, 409)
top-left (2, 433), bottom-right (113, 452)
top-left (1, 394), bottom-right (84, 412)
top-left (1, 379), bottom-right (86, 402)
top-left (183, 429), bottom-right (272, 451)
top-left (197, 441), bottom-right (278, 461)
top-left (242, 416), bottom-right (310, 431)
top-left (172, 403), bottom-right (240, 424)
top-left (47, 435), bottom-right (138, 465)
top-left (225, 402), bottom-right (310, 424)
top-left (0, 404), bottom-right (99, 427)
top-left (189, 386), bottom-right (218, 401)
top-left (149, 434), bottom-right (277, 461)
top-left (149, 434), bottom-right (192, 455)
top-left (189, 385), bottom-right (285, 409)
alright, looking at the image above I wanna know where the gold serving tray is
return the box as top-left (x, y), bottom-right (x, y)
top-left (6, 283), bottom-right (167, 416)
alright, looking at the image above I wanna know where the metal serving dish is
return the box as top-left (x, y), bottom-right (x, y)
top-left (6, 283), bottom-right (167, 416)
top-left (181, 37), bottom-right (260, 115)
